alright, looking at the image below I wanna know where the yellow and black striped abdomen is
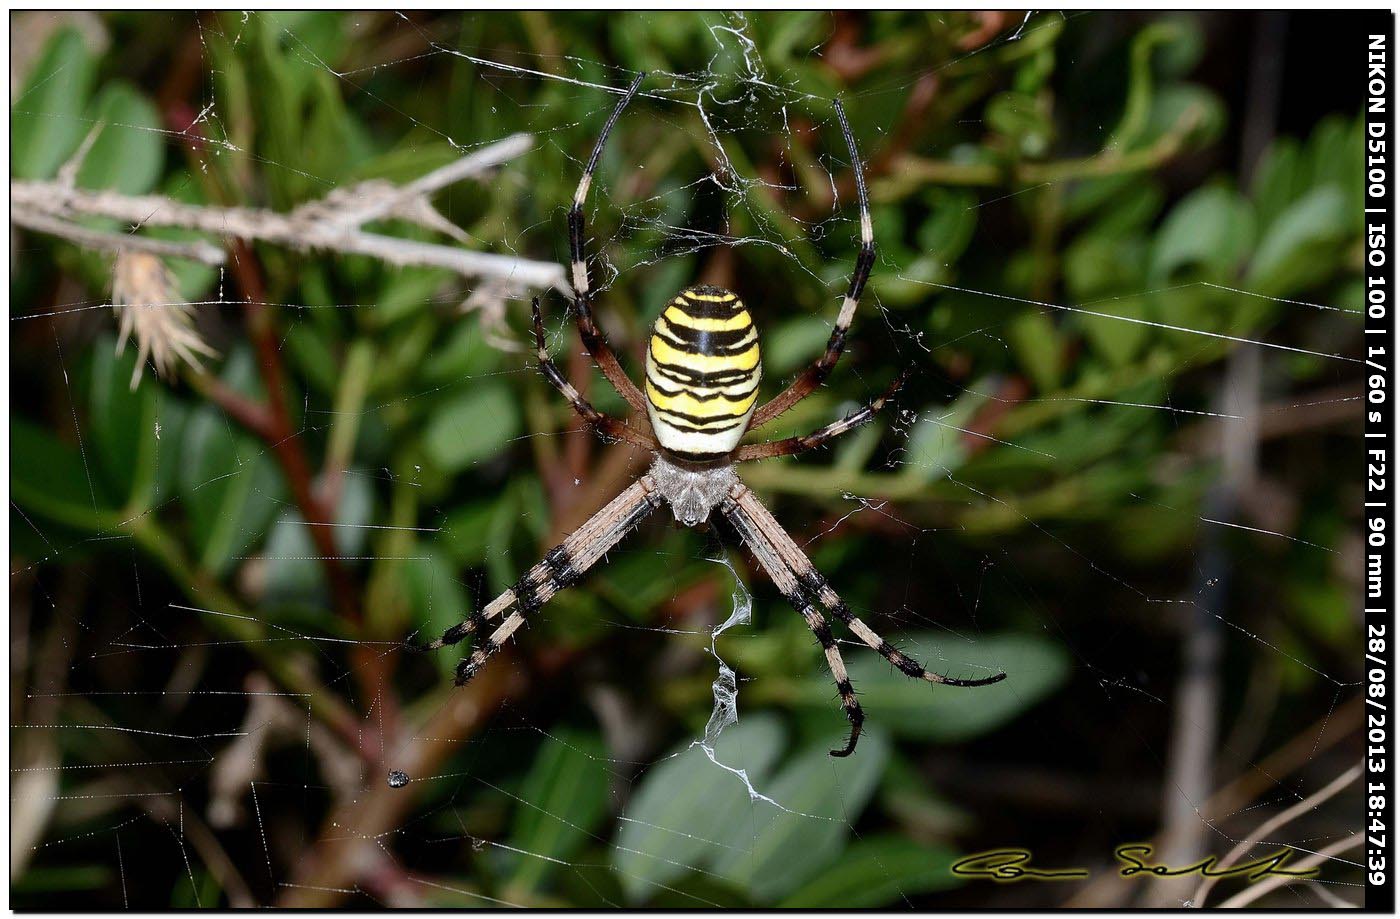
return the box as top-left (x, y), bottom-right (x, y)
top-left (644, 286), bottom-right (761, 461)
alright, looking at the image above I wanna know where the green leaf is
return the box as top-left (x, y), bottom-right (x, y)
top-left (985, 91), bottom-right (1051, 157)
top-left (177, 352), bottom-right (284, 575)
top-left (1065, 174), bottom-right (1139, 222)
top-left (779, 835), bottom-right (964, 907)
top-left (485, 480), bottom-right (528, 592)
top-left (1150, 185), bottom-right (1255, 282)
top-left (612, 715), bottom-right (786, 902)
top-left (262, 474), bottom-right (372, 604)
top-left (878, 755), bottom-right (973, 839)
top-left (1110, 499), bottom-right (1201, 562)
top-left (147, 395), bottom-right (190, 511)
top-left (11, 417), bottom-right (114, 526)
top-left (916, 190), bottom-right (979, 266)
top-left (421, 381), bottom-right (521, 474)
top-left (1304, 115), bottom-right (1363, 210)
top-left (76, 82), bottom-right (163, 194)
top-left (593, 536), bottom-right (710, 621)
top-left (763, 316), bottom-right (830, 378)
top-left (87, 336), bottom-right (158, 507)
top-left (1251, 137), bottom-right (1304, 228)
top-left (245, 15), bottom-right (312, 207)
top-left (284, 321), bottom-right (340, 396)
top-left (1006, 312), bottom-right (1064, 392)
top-left (348, 140), bottom-right (461, 185)
top-left (1143, 83), bottom-right (1224, 154)
top-left (1086, 182), bottom-right (1165, 238)
top-left (11, 27), bottom-right (96, 180)
top-left (1078, 294), bottom-right (1151, 367)
top-left (1245, 186), bottom-right (1350, 296)
top-left (304, 68), bottom-right (369, 186)
top-left (506, 729), bottom-right (612, 893)
top-left (13, 864), bottom-right (112, 894)
top-left (180, 404), bottom-right (285, 576)
top-left (799, 633), bottom-right (1069, 742)
top-left (708, 730), bottom-right (890, 902)
top-left (897, 386), bottom-right (988, 483)
top-left (419, 319), bottom-right (503, 386)
top-left (438, 496), bottom-right (508, 567)
top-left (1066, 234), bottom-right (1149, 300)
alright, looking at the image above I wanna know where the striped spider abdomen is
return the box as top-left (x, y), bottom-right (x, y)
top-left (644, 285), bottom-right (762, 462)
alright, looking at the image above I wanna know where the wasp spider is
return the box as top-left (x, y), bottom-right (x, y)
top-left (421, 74), bottom-right (1005, 757)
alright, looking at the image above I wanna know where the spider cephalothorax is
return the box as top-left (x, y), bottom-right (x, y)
top-left (418, 73), bottom-right (1004, 757)
top-left (649, 454), bottom-right (738, 527)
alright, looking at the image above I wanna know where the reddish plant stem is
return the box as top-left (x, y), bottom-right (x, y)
top-left (161, 21), bottom-right (399, 759)
top-left (191, 373), bottom-right (276, 439)
top-left (228, 242), bottom-right (361, 624)
top-left (163, 55), bottom-right (358, 624)
top-left (225, 241), bottom-right (400, 753)
top-left (824, 13), bottom-right (888, 81)
top-left (957, 11), bottom-right (1015, 50)
top-left (960, 375), bottom-right (1032, 458)
top-left (277, 662), bottom-right (521, 907)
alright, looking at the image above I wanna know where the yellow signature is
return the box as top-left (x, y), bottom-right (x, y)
top-left (950, 845), bottom-right (1319, 884)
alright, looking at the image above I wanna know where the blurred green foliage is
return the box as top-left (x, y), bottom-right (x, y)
top-left (11, 11), bottom-right (1364, 908)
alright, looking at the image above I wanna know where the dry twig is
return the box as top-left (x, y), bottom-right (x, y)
top-left (1192, 762), bottom-right (1362, 907)
top-left (11, 132), bottom-right (565, 290)
top-left (1216, 835), bottom-right (1362, 908)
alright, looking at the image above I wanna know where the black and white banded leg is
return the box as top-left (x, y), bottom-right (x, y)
top-left (722, 483), bottom-right (1006, 756)
top-left (734, 368), bottom-right (909, 462)
top-left (532, 298), bottom-right (657, 450)
top-left (720, 488), bottom-right (865, 757)
top-left (749, 98), bottom-right (875, 430)
top-left (567, 72), bottom-right (650, 416)
top-left (418, 477), bottom-right (661, 683)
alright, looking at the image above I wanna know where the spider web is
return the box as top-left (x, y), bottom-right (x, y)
top-left (9, 10), bottom-right (1371, 909)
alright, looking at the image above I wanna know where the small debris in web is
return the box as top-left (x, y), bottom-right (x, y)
top-left (387, 769), bottom-right (410, 788)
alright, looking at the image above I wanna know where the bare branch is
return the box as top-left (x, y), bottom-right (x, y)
top-left (1216, 834), bottom-right (1362, 908)
top-left (1192, 762), bottom-right (1362, 907)
top-left (318, 131), bottom-right (535, 229)
top-left (11, 132), bottom-right (566, 290)
top-left (55, 121), bottom-right (106, 189)
top-left (12, 210), bottom-right (225, 265)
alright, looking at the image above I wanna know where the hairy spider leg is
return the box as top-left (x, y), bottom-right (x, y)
top-left (419, 478), bottom-right (661, 683)
top-left (722, 483), bottom-right (1005, 757)
top-left (748, 98), bottom-right (875, 431)
top-left (567, 71), bottom-right (651, 416)
top-left (719, 487), bottom-right (865, 756)
top-left (532, 298), bottom-right (657, 450)
top-left (734, 368), bottom-right (909, 462)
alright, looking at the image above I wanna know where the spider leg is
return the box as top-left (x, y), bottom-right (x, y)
top-left (798, 602), bottom-right (866, 758)
top-left (804, 569), bottom-right (1006, 688)
top-left (415, 476), bottom-right (661, 684)
top-left (733, 368), bottom-right (908, 463)
top-left (748, 98), bottom-right (874, 431)
top-left (568, 72), bottom-right (650, 416)
top-left (722, 484), bottom-right (1005, 755)
top-left (720, 488), bottom-right (865, 757)
top-left (532, 298), bottom-right (657, 450)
